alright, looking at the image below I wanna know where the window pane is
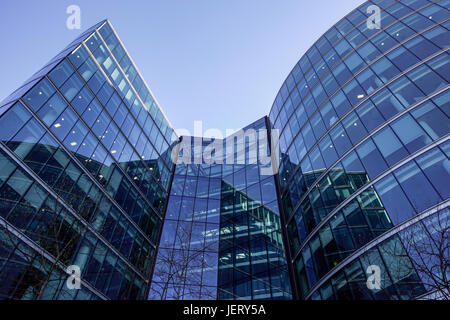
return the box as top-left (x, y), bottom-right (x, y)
top-left (372, 127), bottom-right (408, 166)
top-left (394, 161), bottom-right (441, 213)
top-left (356, 140), bottom-right (388, 178)
top-left (374, 174), bottom-right (415, 225)
top-left (391, 114), bottom-right (431, 153)
top-left (415, 147), bottom-right (450, 200)
top-left (0, 102), bottom-right (31, 142)
top-left (411, 101), bottom-right (450, 140)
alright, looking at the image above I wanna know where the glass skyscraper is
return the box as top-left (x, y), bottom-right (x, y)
top-left (0, 20), bottom-right (177, 300)
top-left (270, 0), bottom-right (449, 300)
top-left (0, 0), bottom-right (448, 300)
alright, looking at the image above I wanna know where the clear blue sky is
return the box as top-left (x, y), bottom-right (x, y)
top-left (0, 0), bottom-right (364, 136)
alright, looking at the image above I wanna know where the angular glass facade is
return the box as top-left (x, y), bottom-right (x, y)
top-left (0, 20), bottom-right (176, 300)
top-left (269, 0), bottom-right (449, 300)
top-left (0, 0), bottom-right (448, 301)
top-left (149, 118), bottom-right (292, 300)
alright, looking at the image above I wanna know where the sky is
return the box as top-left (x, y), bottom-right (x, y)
top-left (0, 0), bottom-right (364, 137)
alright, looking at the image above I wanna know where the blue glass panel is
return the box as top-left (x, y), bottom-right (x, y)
top-left (394, 161), bottom-right (441, 213)
top-left (375, 174), bottom-right (415, 225)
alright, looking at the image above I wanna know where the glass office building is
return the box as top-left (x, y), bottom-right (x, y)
top-left (149, 118), bottom-right (292, 300)
top-left (269, 0), bottom-right (449, 299)
top-left (0, 0), bottom-right (448, 301)
top-left (0, 20), bottom-right (177, 300)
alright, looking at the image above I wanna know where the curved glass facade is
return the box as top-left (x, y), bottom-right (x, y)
top-left (269, 0), bottom-right (449, 299)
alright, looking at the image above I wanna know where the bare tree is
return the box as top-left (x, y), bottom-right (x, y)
top-left (0, 185), bottom-right (102, 300)
top-left (149, 221), bottom-right (218, 300)
top-left (400, 210), bottom-right (449, 300)
top-left (378, 210), bottom-right (449, 300)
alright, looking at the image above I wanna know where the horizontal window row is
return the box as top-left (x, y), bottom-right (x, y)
top-left (98, 22), bottom-right (176, 145)
top-left (270, 0), bottom-right (448, 125)
top-left (0, 147), bottom-right (157, 278)
top-left (0, 151), bottom-right (153, 299)
top-left (218, 263), bottom-right (292, 300)
top-left (166, 195), bottom-right (220, 224)
top-left (279, 61), bottom-right (449, 194)
top-left (277, 45), bottom-right (449, 174)
top-left (282, 89), bottom-right (449, 226)
top-left (83, 26), bottom-right (175, 159)
top-left (0, 227), bottom-right (101, 300)
top-left (0, 104), bottom-right (162, 272)
top-left (48, 53), bottom-right (172, 191)
top-left (15, 73), bottom-right (170, 214)
top-left (307, 207), bottom-right (448, 300)
top-left (287, 142), bottom-right (449, 295)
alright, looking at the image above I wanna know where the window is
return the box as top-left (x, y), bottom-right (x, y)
top-left (342, 151), bottom-right (365, 173)
top-left (63, 120), bottom-right (89, 154)
top-left (411, 101), bottom-right (449, 140)
top-left (60, 73), bottom-right (84, 102)
top-left (373, 127), bottom-right (408, 166)
top-left (302, 123), bottom-right (316, 151)
top-left (49, 59), bottom-right (74, 88)
top-left (374, 174), bottom-right (415, 225)
top-left (332, 63), bottom-right (352, 87)
top-left (407, 64), bottom-right (446, 95)
top-left (432, 90), bottom-right (449, 117)
top-left (356, 100), bottom-right (384, 132)
top-left (322, 73), bottom-right (339, 96)
top-left (301, 246), bottom-right (317, 289)
top-left (371, 31), bottom-right (396, 53)
top-left (359, 248), bottom-right (395, 299)
top-left (423, 25), bottom-right (449, 49)
top-left (24, 78), bottom-right (56, 112)
top-left (356, 68), bottom-right (382, 95)
top-left (371, 57), bottom-right (400, 83)
top-left (319, 136), bottom-right (338, 167)
top-left (71, 86), bottom-right (94, 115)
top-left (0, 102), bottom-right (31, 142)
top-left (8, 118), bottom-right (46, 160)
top-left (356, 140), bottom-right (388, 178)
top-left (394, 161), bottom-right (441, 213)
top-left (309, 146), bottom-right (326, 171)
top-left (402, 12), bottom-right (434, 32)
top-left (343, 112), bottom-right (367, 144)
top-left (344, 52), bottom-right (365, 74)
top-left (386, 21), bottom-right (415, 43)
top-left (330, 124), bottom-right (352, 156)
top-left (371, 88), bottom-right (404, 120)
top-left (391, 114), bottom-right (431, 153)
top-left (343, 80), bottom-right (365, 106)
top-left (405, 36), bottom-right (440, 60)
top-left (357, 42), bottom-right (380, 63)
top-left (311, 113), bottom-right (326, 139)
top-left (330, 91), bottom-right (352, 117)
top-left (320, 102), bottom-right (338, 129)
top-left (415, 148), bottom-right (450, 200)
top-left (426, 53), bottom-right (450, 83)
top-left (69, 45), bottom-right (89, 69)
top-left (388, 46), bottom-right (420, 72)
